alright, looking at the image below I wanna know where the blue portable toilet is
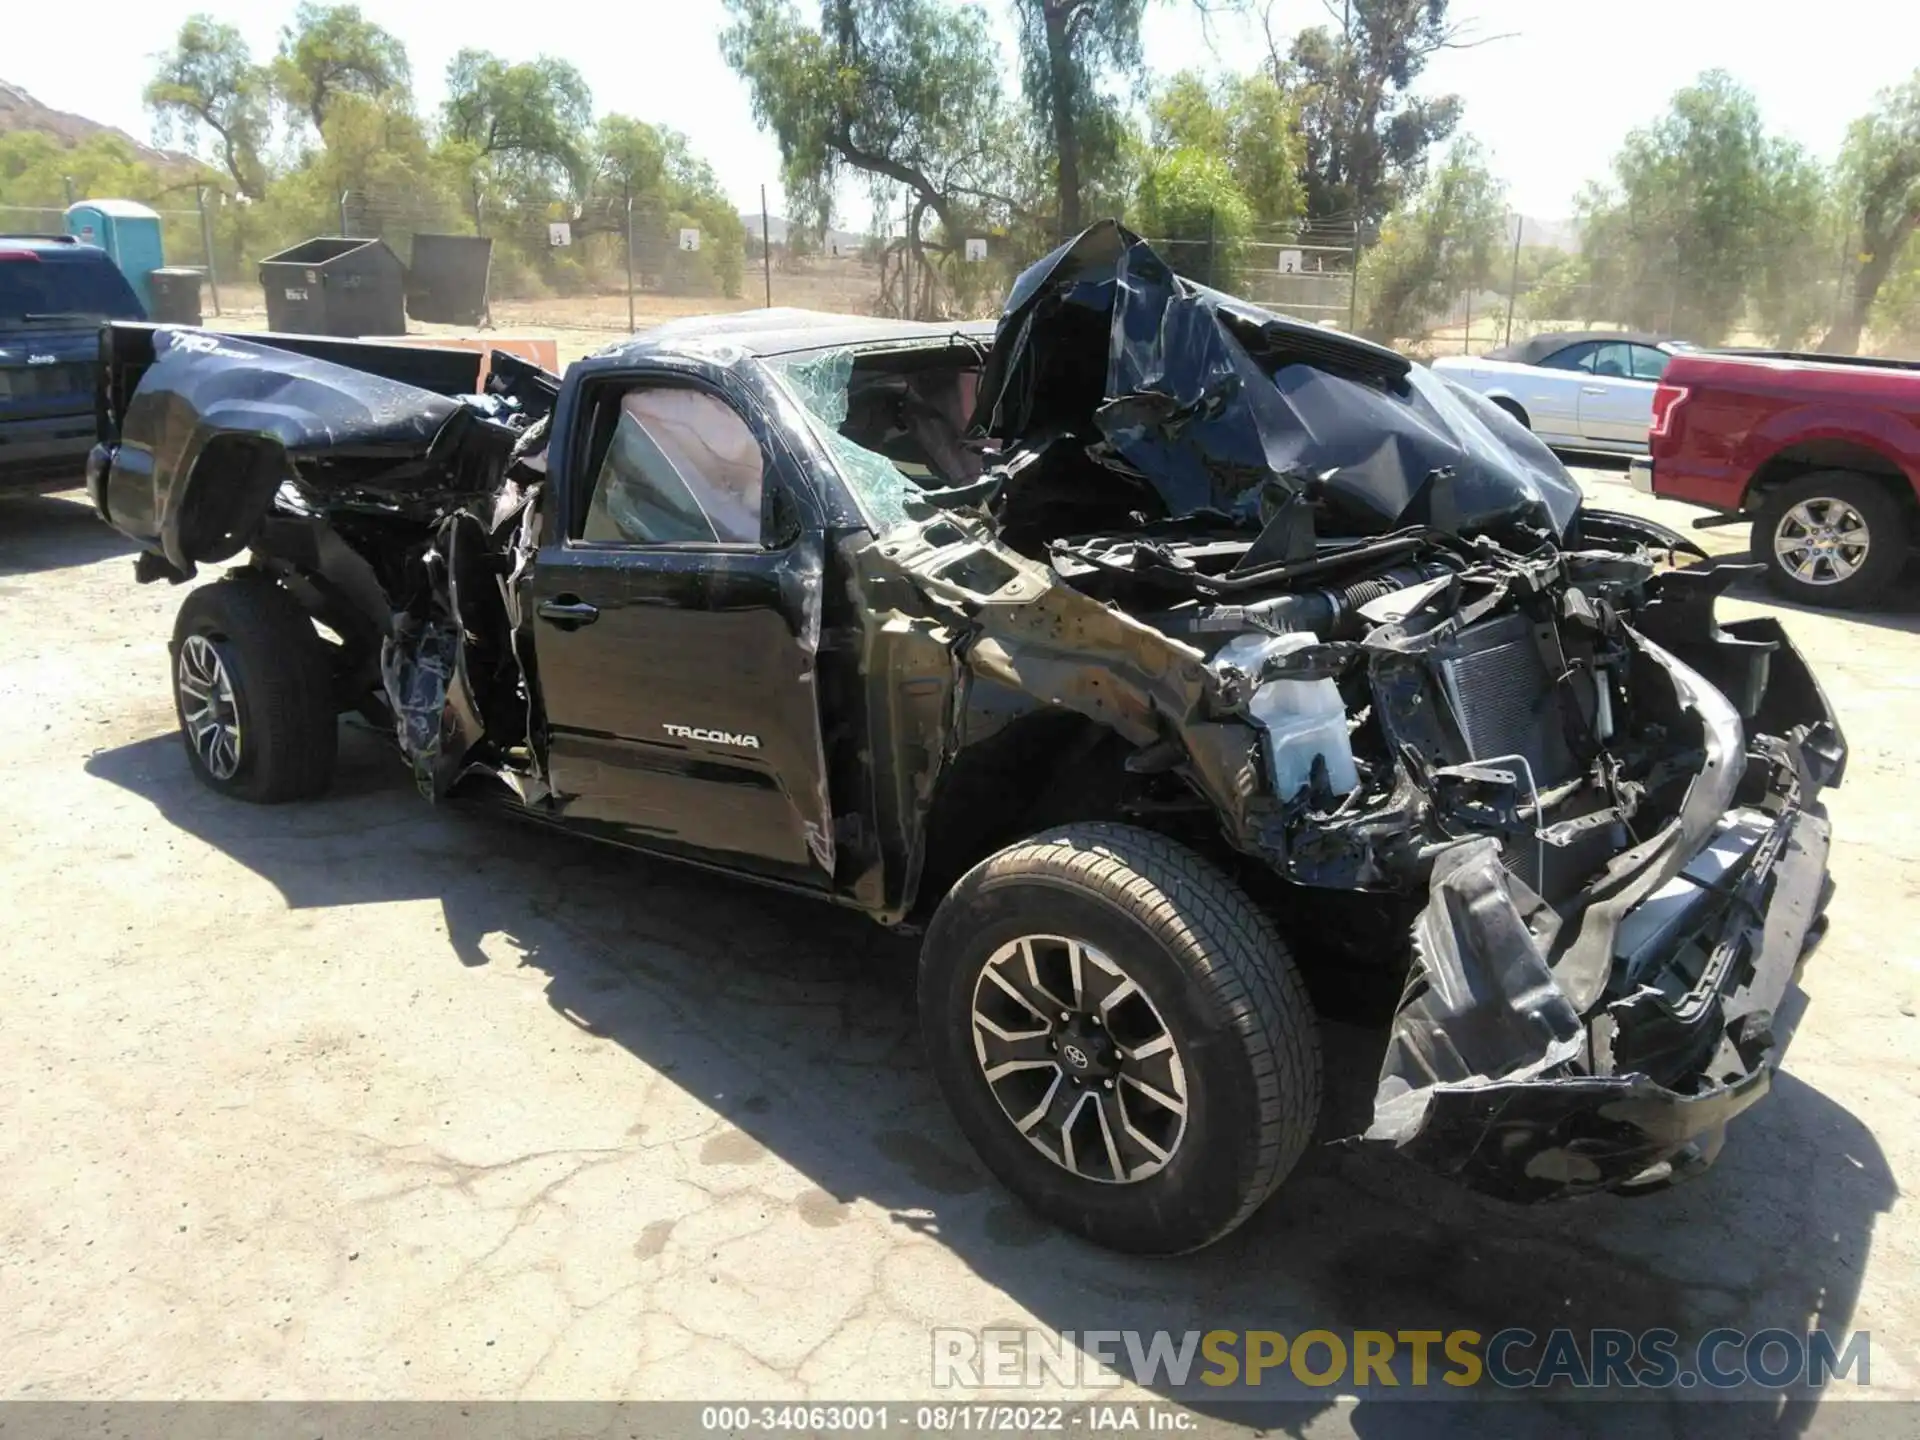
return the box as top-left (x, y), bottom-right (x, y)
top-left (65, 199), bottom-right (165, 313)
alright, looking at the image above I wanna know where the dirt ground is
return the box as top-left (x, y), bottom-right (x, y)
top-left (1, 459), bottom-right (1916, 1429)
top-left (208, 262), bottom-right (898, 364)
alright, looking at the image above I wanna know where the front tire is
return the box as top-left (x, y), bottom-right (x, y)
top-left (919, 823), bottom-right (1321, 1254)
top-left (171, 575), bottom-right (338, 802)
top-left (1755, 471), bottom-right (1907, 609)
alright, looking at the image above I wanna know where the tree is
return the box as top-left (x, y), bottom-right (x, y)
top-left (1150, 68), bottom-right (1304, 229)
top-left (262, 93), bottom-right (461, 252)
top-left (1576, 72), bottom-right (1819, 344)
top-left (273, 3), bottom-right (410, 135)
top-left (1871, 238), bottom-right (1920, 351)
top-left (1136, 148), bottom-right (1253, 282)
top-left (442, 49), bottom-right (594, 193)
top-left (144, 15), bottom-right (271, 198)
top-left (722, 0), bottom-right (1014, 310)
top-left (1752, 144), bottom-right (1840, 349)
top-left (1266, 0), bottom-right (1483, 229)
top-left (1358, 139), bottom-right (1503, 343)
top-left (1011, 0), bottom-right (1150, 236)
top-left (1826, 72), bottom-right (1920, 354)
top-left (585, 117), bottom-right (747, 295)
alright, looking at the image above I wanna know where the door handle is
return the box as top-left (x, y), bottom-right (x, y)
top-left (1581, 385), bottom-right (1608, 395)
top-left (537, 596), bottom-right (600, 629)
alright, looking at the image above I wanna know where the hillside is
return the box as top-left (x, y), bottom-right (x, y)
top-left (740, 211), bottom-right (872, 256)
top-left (0, 79), bottom-right (192, 167)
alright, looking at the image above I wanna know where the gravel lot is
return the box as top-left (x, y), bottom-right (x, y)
top-left (1, 462), bottom-right (1915, 1427)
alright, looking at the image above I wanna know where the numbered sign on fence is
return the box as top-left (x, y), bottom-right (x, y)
top-left (680, 228), bottom-right (701, 253)
top-left (965, 237), bottom-right (988, 262)
top-left (1277, 248), bottom-right (1303, 274)
top-left (548, 222), bottom-right (572, 248)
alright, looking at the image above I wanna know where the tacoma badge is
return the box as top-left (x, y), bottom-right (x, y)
top-left (662, 723), bottom-right (761, 749)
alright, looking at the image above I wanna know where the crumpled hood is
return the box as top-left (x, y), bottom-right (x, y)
top-left (971, 220), bottom-right (1582, 540)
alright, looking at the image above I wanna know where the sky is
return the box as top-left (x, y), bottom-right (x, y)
top-left (8, 0), bottom-right (1919, 223)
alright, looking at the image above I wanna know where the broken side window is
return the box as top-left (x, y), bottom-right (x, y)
top-left (769, 349), bottom-right (921, 532)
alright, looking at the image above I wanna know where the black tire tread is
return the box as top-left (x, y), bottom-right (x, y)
top-left (935, 822), bottom-right (1320, 1250)
top-left (172, 575), bottom-right (337, 803)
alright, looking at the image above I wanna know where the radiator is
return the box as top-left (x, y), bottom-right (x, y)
top-left (1432, 612), bottom-right (1585, 897)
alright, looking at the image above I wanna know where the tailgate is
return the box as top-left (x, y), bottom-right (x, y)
top-left (0, 327), bottom-right (95, 425)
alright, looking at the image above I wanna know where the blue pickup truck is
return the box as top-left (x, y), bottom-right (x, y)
top-left (1, 235), bottom-right (145, 491)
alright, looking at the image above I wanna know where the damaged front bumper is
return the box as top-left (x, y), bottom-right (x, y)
top-left (1367, 627), bottom-right (1842, 1202)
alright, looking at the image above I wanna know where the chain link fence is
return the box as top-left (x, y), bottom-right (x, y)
top-left (13, 183), bottom-right (1763, 357)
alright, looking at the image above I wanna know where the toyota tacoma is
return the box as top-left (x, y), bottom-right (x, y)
top-left (88, 223), bottom-right (1843, 1254)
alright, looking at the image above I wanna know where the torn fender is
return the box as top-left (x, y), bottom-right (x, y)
top-left (872, 507), bottom-right (1266, 859)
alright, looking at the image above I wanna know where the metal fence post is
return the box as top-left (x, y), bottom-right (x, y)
top-left (339, 190), bottom-right (350, 237)
top-left (1347, 219), bottom-right (1361, 332)
top-left (902, 197), bottom-right (913, 321)
top-left (1206, 207), bottom-right (1217, 289)
top-left (625, 183), bottom-right (635, 334)
top-left (62, 175), bottom-right (75, 208)
top-left (761, 184), bottom-right (772, 309)
top-left (1504, 214), bottom-right (1522, 347)
top-left (195, 183), bottom-right (222, 318)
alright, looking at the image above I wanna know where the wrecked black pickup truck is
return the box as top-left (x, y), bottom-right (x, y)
top-left (89, 221), bottom-right (1843, 1254)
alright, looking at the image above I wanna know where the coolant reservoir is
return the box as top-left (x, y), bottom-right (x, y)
top-left (1214, 632), bottom-right (1360, 801)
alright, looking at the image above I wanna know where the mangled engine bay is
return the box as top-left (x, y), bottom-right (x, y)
top-left (91, 223), bottom-right (1845, 1200)
top-left (862, 222), bottom-right (1844, 1196)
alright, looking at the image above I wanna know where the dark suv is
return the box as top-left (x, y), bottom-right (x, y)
top-left (1, 235), bottom-right (145, 491)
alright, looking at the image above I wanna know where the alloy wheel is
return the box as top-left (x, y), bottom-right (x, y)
top-left (1774, 497), bottom-right (1870, 586)
top-left (970, 934), bottom-right (1189, 1184)
top-left (177, 633), bottom-right (242, 780)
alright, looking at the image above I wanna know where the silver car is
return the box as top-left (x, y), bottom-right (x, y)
top-left (1432, 332), bottom-right (1693, 455)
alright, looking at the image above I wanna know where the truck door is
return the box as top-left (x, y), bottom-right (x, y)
top-left (526, 369), bottom-right (837, 888)
top-left (1576, 341), bottom-right (1658, 444)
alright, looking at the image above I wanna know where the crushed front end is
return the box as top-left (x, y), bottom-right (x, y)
top-left (1356, 572), bottom-right (1842, 1199)
top-left (893, 221), bottom-right (1846, 1202)
top-left (1037, 516), bottom-right (1843, 1202)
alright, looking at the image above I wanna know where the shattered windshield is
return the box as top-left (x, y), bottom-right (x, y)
top-left (768, 344), bottom-right (987, 532)
top-left (768, 348), bottom-right (922, 531)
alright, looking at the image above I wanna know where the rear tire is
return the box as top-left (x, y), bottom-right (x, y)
top-left (1755, 470), bottom-right (1907, 609)
top-left (919, 823), bottom-right (1321, 1254)
top-left (171, 575), bottom-right (338, 802)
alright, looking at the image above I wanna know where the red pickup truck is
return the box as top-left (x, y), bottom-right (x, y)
top-left (1631, 349), bottom-right (1920, 607)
